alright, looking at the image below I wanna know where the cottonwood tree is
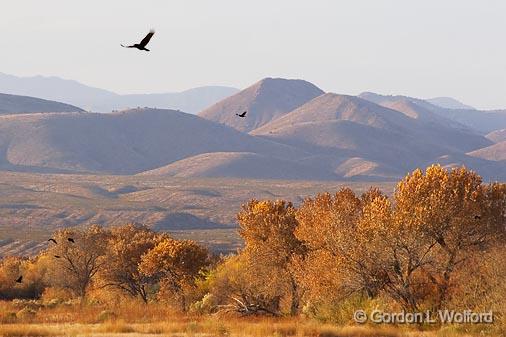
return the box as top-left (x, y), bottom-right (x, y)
top-left (139, 238), bottom-right (209, 310)
top-left (45, 225), bottom-right (110, 303)
top-left (237, 200), bottom-right (305, 315)
top-left (101, 224), bottom-right (167, 303)
top-left (393, 165), bottom-right (506, 309)
top-left (358, 194), bottom-right (437, 311)
top-left (295, 188), bottom-right (385, 303)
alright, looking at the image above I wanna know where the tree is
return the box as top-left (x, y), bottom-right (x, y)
top-left (393, 165), bottom-right (506, 309)
top-left (294, 167), bottom-right (506, 312)
top-left (45, 225), bottom-right (110, 303)
top-left (0, 256), bottom-right (47, 300)
top-left (139, 238), bottom-right (209, 310)
top-left (295, 188), bottom-right (382, 303)
top-left (237, 199), bottom-right (305, 315)
top-left (101, 224), bottom-right (167, 303)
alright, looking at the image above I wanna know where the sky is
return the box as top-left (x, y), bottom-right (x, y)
top-left (1, 0), bottom-right (505, 109)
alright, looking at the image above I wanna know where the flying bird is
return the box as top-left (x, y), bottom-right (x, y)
top-left (48, 239), bottom-right (57, 244)
top-left (474, 215), bottom-right (481, 220)
top-left (15, 276), bottom-right (23, 283)
top-left (68, 238), bottom-right (75, 243)
top-left (236, 111), bottom-right (247, 118)
top-left (121, 30), bottom-right (155, 51)
top-left (54, 255), bottom-right (61, 259)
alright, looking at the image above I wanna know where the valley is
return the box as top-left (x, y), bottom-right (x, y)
top-left (0, 172), bottom-right (393, 256)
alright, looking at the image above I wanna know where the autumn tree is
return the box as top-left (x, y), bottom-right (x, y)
top-left (101, 224), bottom-right (167, 303)
top-left (237, 199), bottom-right (305, 315)
top-left (201, 254), bottom-right (281, 315)
top-left (45, 225), bottom-right (111, 303)
top-left (393, 165), bottom-right (506, 309)
top-left (357, 193), bottom-right (437, 311)
top-left (139, 238), bottom-right (209, 310)
top-left (295, 167), bottom-right (505, 312)
top-left (295, 188), bottom-right (384, 304)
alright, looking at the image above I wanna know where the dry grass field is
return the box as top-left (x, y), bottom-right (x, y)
top-left (0, 300), bottom-right (499, 337)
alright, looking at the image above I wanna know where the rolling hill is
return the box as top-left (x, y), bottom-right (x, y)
top-left (0, 108), bottom-right (305, 174)
top-left (251, 93), bottom-right (497, 179)
top-left (467, 141), bottom-right (506, 162)
top-left (486, 129), bottom-right (506, 143)
top-left (199, 77), bottom-right (324, 132)
top-left (0, 93), bottom-right (83, 114)
top-left (139, 152), bottom-right (336, 180)
top-left (0, 72), bottom-right (238, 113)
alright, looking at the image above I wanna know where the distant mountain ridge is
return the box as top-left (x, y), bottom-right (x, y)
top-left (0, 72), bottom-right (239, 113)
top-left (426, 96), bottom-right (475, 110)
top-left (0, 77), bottom-right (505, 181)
top-left (359, 92), bottom-right (506, 133)
top-left (0, 93), bottom-right (83, 114)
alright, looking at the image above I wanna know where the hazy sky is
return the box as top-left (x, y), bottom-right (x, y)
top-left (1, 0), bottom-right (505, 109)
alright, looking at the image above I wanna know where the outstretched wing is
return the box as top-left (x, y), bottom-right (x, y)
top-left (139, 30), bottom-right (155, 47)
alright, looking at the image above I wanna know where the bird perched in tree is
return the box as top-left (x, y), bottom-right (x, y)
top-left (15, 276), bottom-right (23, 283)
top-left (236, 111), bottom-right (247, 118)
top-left (121, 30), bottom-right (155, 51)
top-left (68, 238), bottom-right (75, 243)
top-left (48, 238), bottom-right (57, 244)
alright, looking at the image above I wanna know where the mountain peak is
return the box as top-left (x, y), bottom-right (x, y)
top-left (199, 77), bottom-right (324, 132)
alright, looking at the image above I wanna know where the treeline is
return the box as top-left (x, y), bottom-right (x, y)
top-left (1, 165), bottom-right (505, 321)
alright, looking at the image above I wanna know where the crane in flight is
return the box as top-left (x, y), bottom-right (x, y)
top-left (121, 30), bottom-right (155, 51)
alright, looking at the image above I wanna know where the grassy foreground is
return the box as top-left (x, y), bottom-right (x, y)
top-left (0, 301), bottom-right (500, 337)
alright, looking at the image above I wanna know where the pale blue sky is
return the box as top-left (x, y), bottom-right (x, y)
top-left (1, 0), bottom-right (505, 109)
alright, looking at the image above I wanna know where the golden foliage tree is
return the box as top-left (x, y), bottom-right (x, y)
top-left (0, 256), bottom-right (46, 299)
top-left (101, 223), bottom-right (167, 303)
top-left (139, 238), bottom-right (209, 309)
top-left (393, 165), bottom-right (506, 309)
top-left (295, 166), bottom-right (506, 312)
top-left (295, 188), bottom-right (383, 304)
top-left (237, 200), bottom-right (305, 314)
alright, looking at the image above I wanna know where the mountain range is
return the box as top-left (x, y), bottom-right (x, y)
top-left (1, 76), bottom-right (505, 181)
top-left (0, 73), bottom-right (239, 113)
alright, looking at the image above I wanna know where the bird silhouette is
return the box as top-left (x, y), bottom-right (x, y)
top-left (54, 255), bottom-right (61, 259)
top-left (236, 111), bottom-right (247, 118)
top-left (121, 30), bottom-right (155, 51)
top-left (15, 276), bottom-right (23, 283)
top-left (48, 239), bottom-right (57, 244)
top-left (68, 238), bottom-right (75, 243)
top-left (474, 215), bottom-right (481, 220)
